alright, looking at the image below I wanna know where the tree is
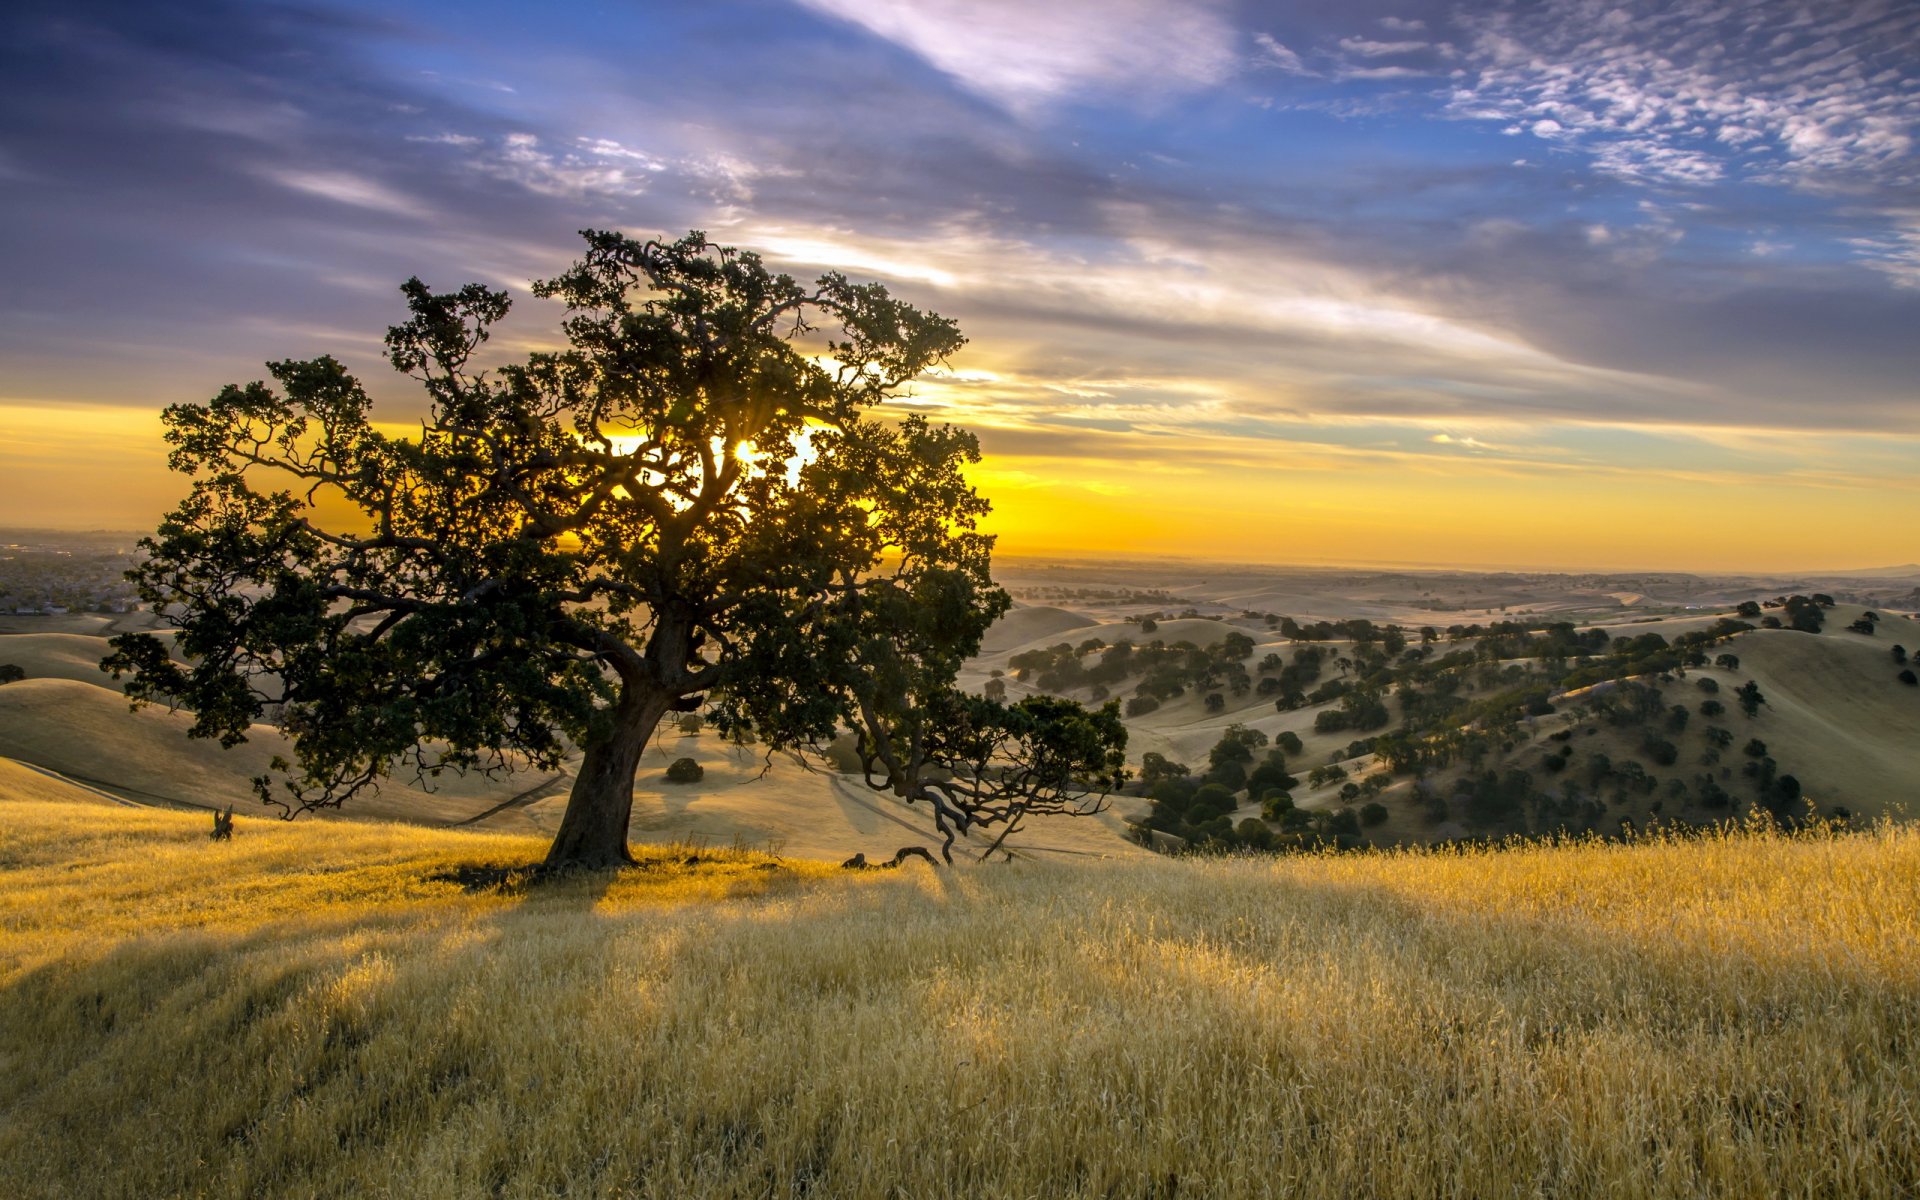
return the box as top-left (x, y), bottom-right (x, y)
top-left (0, 664), bottom-right (23, 685)
top-left (1735, 681), bottom-right (1768, 717)
top-left (105, 230), bottom-right (1032, 869)
top-left (1139, 752), bottom-right (1190, 785)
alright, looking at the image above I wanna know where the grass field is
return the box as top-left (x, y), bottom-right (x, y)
top-left (3, 786), bottom-right (1918, 1198)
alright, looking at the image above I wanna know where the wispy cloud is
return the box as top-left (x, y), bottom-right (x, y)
top-left (791, 0), bottom-right (1238, 112)
top-left (1444, 0), bottom-right (1920, 280)
top-left (257, 168), bottom-right (431, 218)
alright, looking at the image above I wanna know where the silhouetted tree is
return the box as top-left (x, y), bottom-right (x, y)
top-left (105, 230), bottom-right (1031, 869)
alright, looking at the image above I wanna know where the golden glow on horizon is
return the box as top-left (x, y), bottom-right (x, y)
top-left (6, 398), bottom-right (1920, 574)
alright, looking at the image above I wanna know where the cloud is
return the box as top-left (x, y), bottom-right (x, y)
top-left (1254, 33), bottom-right (1310, 74)
top-left (258, 168), bottom-right (431, 218)
top-left (462, 133), bottom-right (667, 199)
top-left (1338, 38), bottom-right (1429, 57)
top-left (791, 0), bottom-right (1238, 112)
top-left (1447, 0), bottom-right (1920, 191)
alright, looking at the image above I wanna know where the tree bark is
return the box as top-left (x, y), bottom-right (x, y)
top-left (543, 686), bottom-right (671, 870)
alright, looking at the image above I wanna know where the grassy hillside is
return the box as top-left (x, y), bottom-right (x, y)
top-left (4, 782), bottom-right (1918, 1198)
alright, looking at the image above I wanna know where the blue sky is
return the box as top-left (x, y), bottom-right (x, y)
top-left (2, 0), bottom-right (1918, 567)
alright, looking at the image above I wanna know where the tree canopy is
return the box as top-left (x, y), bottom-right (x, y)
top-left (106, 230), bottom-right (1123, 868)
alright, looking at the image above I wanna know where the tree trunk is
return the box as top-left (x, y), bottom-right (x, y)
top-left (543, 687), bottom-right (672, 870)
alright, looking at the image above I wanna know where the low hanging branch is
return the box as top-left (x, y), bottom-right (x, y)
top-left (852, 688), bottom-right (1129, 864)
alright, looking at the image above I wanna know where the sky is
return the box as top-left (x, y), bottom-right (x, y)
top-left (2, 0), bottom-right (1918, 572)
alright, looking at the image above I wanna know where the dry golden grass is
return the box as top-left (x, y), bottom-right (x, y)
top-left (3, 792), bottom-right (1919, 1198)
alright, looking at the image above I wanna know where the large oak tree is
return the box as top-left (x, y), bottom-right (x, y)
top-left (107, 231), bottom-right (1115, 869)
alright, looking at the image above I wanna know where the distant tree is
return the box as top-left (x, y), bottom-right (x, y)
top-left (1126, 696), bottom-right (1160, 717)
top-left (1847, 618), bottom-right (1876, 635)
top-left (1204, 692), bottom-right (1226, 713)
top-left (1188, 783), bottom-right (1238, 821)
top-left (1204, 758), bottom-right (1248, 791)
top-left (1234, 818), bottom-right (1275, 850)
top-left (1359, 801), bottom-right (1389, 827)
top-left (1715, 653), bottom-right (1741, 671)
top-left (1735, 600), bottom-right (1762, 619)
top-left (1735, 681), bottom-right (1768, 717)
top-left (0, 663), bottom-right (23, 685)
top-left (982, 677), bottom-right (1007, 701)
top-left (1744, 738), bottom-right (1768, 758)
top-left (1138, 752), bottom-right (1190, 785)
top-left (1260, 790), bottom-right (1295, 821)
top-left (1274, 730), bottom-right (1304, 756)
top-left (1139, 617), bottom-right (1158, 634)
top-left (1695, 677), bottom-right (1720, 694)
top-left (1324, 807), bottom-right (1363, 838)
top-left (1900, 669), bottom-right (1918, 687)
top-left (1699, 699), bottom-right (1725, 718)
top-left (1784, 596), bottom-right (1825, 633)
top-left (1892, 645), bottom-right (1908, 664)
top-left (1306, 763), bottom-right (1349, 789)
top-left (1246, 751), bottom-right (1298, 796)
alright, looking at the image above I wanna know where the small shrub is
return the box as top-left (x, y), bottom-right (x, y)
top-left (665, 757), bottom-right (705, 783)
